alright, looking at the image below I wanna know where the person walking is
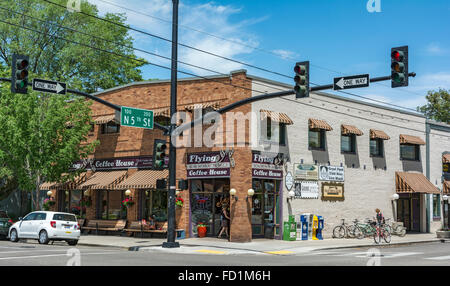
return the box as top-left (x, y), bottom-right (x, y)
top-left (375, 208), bottom-right (385, 226)
top-left (217, 203), bottom-right (230, 239)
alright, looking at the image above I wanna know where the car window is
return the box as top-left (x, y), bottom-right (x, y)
top-left (52, 213), bottom-right (76, 222)
top-left (34, 213), bottom-right (47, 220)
top-left (23, 213), bottom-right (37, 221)
top-left (0, 211), bottom-right (8, 218)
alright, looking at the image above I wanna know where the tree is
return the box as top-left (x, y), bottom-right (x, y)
top-left (0, 0), bottom-right (146, 209)
top-left (417, 89), bottom-right (450, 124)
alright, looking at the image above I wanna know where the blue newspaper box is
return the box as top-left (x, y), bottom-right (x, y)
top-left (300, 215), bottom-right (309, 240)
top-left (316, 216), bottom-right (324, 240)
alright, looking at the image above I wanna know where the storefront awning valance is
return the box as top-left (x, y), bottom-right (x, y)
top-left (399, 134), bottom-right (425, 145)
top-left (395, 171), bottom-right (440, 194)
top-left (309, 118), bottom-right (333, 131)
top-left (39, 181), bottom-right (58, 191)
top-left (78, 170), bottom-right (128, 190)
top-left (184, 100), bottom-right (222, 111)
top-left (443, 154), bottom-right (450, 163)
top-left (94, 114), bottom-right (118, 125)
top-left (260, 110), bottom-right (294, 125)
top-left (153, 107), bottom-right (170, 117)
top-left (114, 169), bottom-right (169, 190)
top-left (53, 173), bottom-right (89, 190)
top-left (444, 181), bottom-right (450, 194)
top-left (341, 124), bottom-right (363, 136)
top-left (370, 129), bottom-right (390, 140)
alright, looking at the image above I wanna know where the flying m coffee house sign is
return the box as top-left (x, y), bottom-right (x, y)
top-left (70, 156), bottom-right (168, 171)
top-left (186, 151), bottom-right (233, 179)
top-left (252, 151), bottom-right (283, 180)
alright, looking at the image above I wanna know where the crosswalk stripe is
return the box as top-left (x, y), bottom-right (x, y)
top-left (424, 255), bottom-right (450, 260)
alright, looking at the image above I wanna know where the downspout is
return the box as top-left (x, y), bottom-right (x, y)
top-left (425, 120), bottom-right (431, 233)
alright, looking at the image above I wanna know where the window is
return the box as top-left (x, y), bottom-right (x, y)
top-left (262, 118), bottom-right (286, 145)
top-left (400, 144), bottom-right (420, 161)
top-left (52, 213), bottom-right (76, 221)
top-left (23, 213), bottom-right (37, 221)
top-left (309, 129), bottom-right (325, 149)
top-left (101, 121), bottom-right (120, 134)
top-left (98, 190), bottom-right (126, 220)
top-left (34, 213), bottom-right (47, 220)
top-left (433, 194), bottom-right (441, 219)
top-left (370, 138), bottom-right (383, 157)
top-left (341, 134), bottom-right (356, 153)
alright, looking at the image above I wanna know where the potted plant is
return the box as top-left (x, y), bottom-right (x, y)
top-left (121, 198), bottom-right (134, 209)
top-left (175, 196), bottom-right (184, 207)
top-left (197, 222), bottom-right (207, 238)
top-left (436, 228), bottom-right (450, 239)
top-left (42, 197), bottom-right (56, 211)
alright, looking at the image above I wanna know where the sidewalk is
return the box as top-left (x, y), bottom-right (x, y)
top-left (78, 233), bottom-right (443, 255)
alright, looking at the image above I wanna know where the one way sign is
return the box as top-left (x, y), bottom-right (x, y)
top-left (32, 78), bottom-right (67, 95)
top-left (333, 74), bottom-right (370, 90)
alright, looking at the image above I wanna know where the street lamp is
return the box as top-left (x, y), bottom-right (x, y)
top-left (230, 188), bottom-right (238, 201)
top-left (47, 191), bottom-right (53, 198)
top-left (287, 190), bottom-right (295, 202)
top-left (391, 193), bottom-right (399, 222)
top-left (443, 195), bottom-right (449, 230)
top-left (247, 189), bottom-right (254, 201)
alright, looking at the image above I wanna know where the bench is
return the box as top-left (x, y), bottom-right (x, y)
top-left (124, 221), bottom-right (167, 238)
top-left (83, 219), bottom-right (127, 235)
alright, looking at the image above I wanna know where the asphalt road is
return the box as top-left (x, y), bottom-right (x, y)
top-left (0, 239), bottom-right (449, 266)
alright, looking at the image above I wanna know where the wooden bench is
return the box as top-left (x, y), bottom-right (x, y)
top-left (83, 219), bottom-right (127, 235)
top-left (124, 221), bottom-right (170, 238)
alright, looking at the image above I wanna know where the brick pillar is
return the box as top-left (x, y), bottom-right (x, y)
top-left (229, 148), bottom-right (253, 242)
top-left (127, 188), bottom-right (138, 221)
top-left (86, 189), bottom-right (96, 220)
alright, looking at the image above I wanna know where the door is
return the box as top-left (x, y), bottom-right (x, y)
top-left (411, 196), bottom-right (421, 232)
top-left (251, 179), bottom-right (277, 238)
top-left (18, 213), bottom-right (37, 238)
top-left (397, 198), bottom-right (411, 231)
top-left (29, 212), bottom-right (47, 238)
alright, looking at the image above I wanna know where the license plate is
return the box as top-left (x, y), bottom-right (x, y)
top-left (64, 225), bottom-right (71, 229)
top-left (65, 231), bottom-right (72, 234)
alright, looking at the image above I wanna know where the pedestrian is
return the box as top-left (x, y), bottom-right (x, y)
top-left (217, 203), bottom-right (230, 239)
top-left (375, 208), bottom-right (385, 225)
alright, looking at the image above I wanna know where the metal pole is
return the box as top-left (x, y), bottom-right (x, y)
top-left (162, 0), bottom-right (180, 248)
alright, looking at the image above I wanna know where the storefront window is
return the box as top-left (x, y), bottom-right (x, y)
top-left (400, 144), bottom-right (420, 161)
top-left (151, 190), bottom-right (168, 222)
top-left (98, 190), bottom-right (126, 220)
top-left (433, 194), bottom-right (441, 219)
top-left (370, 138), bottom-right (383, 157)
top-left (70, 190), bottom-right (85, 218)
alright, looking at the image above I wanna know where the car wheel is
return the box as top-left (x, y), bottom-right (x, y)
top-left (67, 240), bottom-right (78, 246)
top-left (10, 229), bottom-right (19, 242)
top-left (38, 230), bottom-right (49, 245)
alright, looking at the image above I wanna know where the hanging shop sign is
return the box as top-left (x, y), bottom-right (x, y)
top-left (322, 182), bottom-right (345, 201)
top-left (252, 151), bottom-right (284, 180)
top-left (186, 150), bottom-right (233, 179)
top-left (70, 156), bottom-right (168, 171)
top-left (293, 163), bottom-right (318, 180)
top-left (285, 171), bottom-right (294, 191)
top-left (294, 181), bottom-right (319, 199)
top-left (318, 165), bottom-right (345, 182)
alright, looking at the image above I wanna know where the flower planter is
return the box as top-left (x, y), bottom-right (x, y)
top-left (436, 230), bottom-right (450, 239)
top-left (197, 226), bottom-right (207, 238)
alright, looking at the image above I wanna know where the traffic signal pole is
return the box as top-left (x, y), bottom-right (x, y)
top-left (162, 0), bottom-right (180, 248)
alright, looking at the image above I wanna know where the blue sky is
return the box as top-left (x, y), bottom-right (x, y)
top-left (89, 0), bottom-right (450, 111)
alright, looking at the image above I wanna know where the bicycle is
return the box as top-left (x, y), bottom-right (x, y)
top-left (374, 222), bottom-right (391, 244)
top-left (347, 219), bottom-right (364, 239)
top-left (332, 219), bottom-right (349, 238)
top-left (358, 218), bottom-right (377, 238)
top-left (385, 218), bottom-right (406, 237)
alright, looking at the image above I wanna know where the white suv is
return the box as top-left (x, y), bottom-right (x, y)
top-left (8, 211), bottom-right (80, 246)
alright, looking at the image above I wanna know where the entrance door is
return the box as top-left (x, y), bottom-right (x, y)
top-left (397, 197), bottom-right (411, 230)
top-left (252, 179), bottom-right (277, 239)
top-left (411, 196), bottom-right (421, 232)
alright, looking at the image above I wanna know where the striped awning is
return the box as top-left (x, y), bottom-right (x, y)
top-left (370, 129), bottom-right (390, 140)
top-left (260, 110), bottom-right (294, 125)
top-left (53, 173), bottom-right (88, 190)
top-left (94, 114), bottom-right (118, 125)
top-left (444, 181), bottom-right (450, 194)
top-left (153, 107), bottom-right (170, 117)
top-left (39, 181), bottom-right (58, 191)
top-left (78, 170), bottom-right (128, 190)
top-left (399, 134), bottom-right (425, 145)
top-left (443, 154), bottom-right (450, 163)
top-left (395, 171), bottom-right (440, 194)
top-left (341, 124), bottom-right (364, 136)
top-left (184, 100), bottom-right (222, 111)
top-left (309, 118), bottom-right (333, 131)
top-left (115, 169), bottom-right (169, 190)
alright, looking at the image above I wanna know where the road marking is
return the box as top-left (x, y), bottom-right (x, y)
top-left (194, 250), bottom-right (227, 254)
top-left (424, 255), bottom-right (450, 260)
top-left (355, 252), bottom-right (422, 258)
top-left (265, 250), bottom-right (294, 255)
top-left (0, 251), bottom-right (122, 260)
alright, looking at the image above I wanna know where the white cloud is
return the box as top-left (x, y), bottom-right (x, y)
top-left (272, 49), bottom-right (297, 60)
top-left (426, 42), bottom-right (447, 55)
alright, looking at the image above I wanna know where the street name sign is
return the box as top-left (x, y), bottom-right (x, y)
top-left (32, 78), bottom-right (67, 95)
top-left (333, 74), bottom-right (369, 90)
top-left (121, 106), bottom-right (154, 129)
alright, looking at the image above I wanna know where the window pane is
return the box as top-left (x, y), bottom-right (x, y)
top-left (309, 130), bottom-right (321, 148)
top-left (152, 190), bottom-right (167, 222)
top-left (109, 191), bottom-right (125, 219)
top-left (70, 190), bottom-right (83, 218)
top-left (370, 139), bottom-right (382, 156)
top-left (401, 144), bottom-right (418, 160)
top-left (433, 195), bottom-right (441, 217)
top-left (341, 135), bottom-right (352, 152)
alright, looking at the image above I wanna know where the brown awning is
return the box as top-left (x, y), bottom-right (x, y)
top-left (370, 129), bottom-right (390, 140)
top-left (94, 114), bottom-right (118, 125)
top-left (53, 173), bottom-right (89, 190)
top-left (78, 170), bottom-right (128, 190)
top-left (260, 110), bottom-right (294, 125)
top-left (309, 118), bottom-right (333, 131)
top-left (399, 134), bottom-right (425, 145)
top-left (444, 181), bottom-right (450, 194)
top-left (395, 172), bottom-right (440, 194)
top-left (153, 107), bottom-right (170, 117)
top-left (39, 181), bottom-right (58, 191)
top-left (184, 100), bottom-right (222, 111)
top-left (443, 154), bottom-right (450, 163)
top-left (341, 124), bottom-right (363, 136)
top-left (115, 169), bottom-right (169, 190)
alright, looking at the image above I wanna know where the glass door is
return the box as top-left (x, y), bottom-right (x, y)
top-left (251, 179), bottom-right (277, 238)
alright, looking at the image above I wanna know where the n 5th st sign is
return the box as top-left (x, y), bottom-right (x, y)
top-left (121, 106), bottom-right (154, 129)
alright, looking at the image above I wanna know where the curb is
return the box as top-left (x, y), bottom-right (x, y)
top-left (314, 239), bottom-right (441, 251)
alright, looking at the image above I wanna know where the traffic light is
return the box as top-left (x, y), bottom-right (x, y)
top-left (153, 139), bottom-right (167, 170)
top-left (11, 54), bottom-right (29, 94)
top-left (391, 46), bottom-right (408, 88)
top-left (294, 61), bottom-right (309, 98)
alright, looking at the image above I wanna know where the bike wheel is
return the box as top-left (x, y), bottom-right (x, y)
top-left (396, 226), bottom-right (406, 237)
top-left (383, 228), bottom-right (391, 243)
top-left (333, 225), bottom-right (346, 239)
top-left (373, 230), bottom-right (381, 244)
top-left (347, 225), bottom-right (356, 238)
top-left (354, 226), bottom-right (364, 239)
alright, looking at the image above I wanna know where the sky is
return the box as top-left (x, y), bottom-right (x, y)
top-left (88, 0), bottom-right (450, 112)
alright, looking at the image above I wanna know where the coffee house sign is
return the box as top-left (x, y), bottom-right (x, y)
top-left (71, 156), bottom-right (168, 171)
top-left (186, 151), bottom-right (233, 179)
top-left (252, 151), bottom-right (284, 180)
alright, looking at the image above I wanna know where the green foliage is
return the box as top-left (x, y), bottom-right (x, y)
top-left (417, 89), bottom-right (450, 124)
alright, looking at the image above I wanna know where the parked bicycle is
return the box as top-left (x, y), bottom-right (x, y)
top-left (332, 219), bottom-right (350, 238)
top-left (374, 222), bottom-right (391, 244)
top-left (385, 218), bottom-right (406, 237)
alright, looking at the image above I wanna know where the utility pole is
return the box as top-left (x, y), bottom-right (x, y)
top-left (162, 0), bottom-right (180, 248)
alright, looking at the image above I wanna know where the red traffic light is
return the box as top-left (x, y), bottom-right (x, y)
top-left (294, 64), bottom-right (306, 75)
top-left (391, 50), bottom-right (403, 61)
